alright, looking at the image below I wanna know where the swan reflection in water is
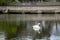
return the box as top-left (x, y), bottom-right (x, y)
top-left (32, 21), bottom-right (53, 40)
top-left (32, 23), bottom-right (43, 40)
top-left (32, 23), bottom-right (42, 34)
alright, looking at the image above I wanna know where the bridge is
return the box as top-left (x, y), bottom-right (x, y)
top-left (0, 3), bottom-right (60, 21)
top-left (0, 6), bottom-right (60, 13)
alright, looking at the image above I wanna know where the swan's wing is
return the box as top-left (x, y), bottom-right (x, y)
top-left (33, 25), bottom-right (40, 31)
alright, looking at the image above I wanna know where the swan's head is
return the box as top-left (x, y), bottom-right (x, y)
top-left (37, 23), bottom-right (40, 26)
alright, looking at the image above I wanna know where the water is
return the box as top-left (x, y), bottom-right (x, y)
top-left (0, 32), bottom-right (5, 40)
top-left (0, 14), bottom-right (60, 40)
top-left (0, 21), bottom-right (60, 40)
top-left (49, 22), bottom-right (60, 40)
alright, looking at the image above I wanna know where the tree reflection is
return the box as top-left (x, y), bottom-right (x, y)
top-left (32, 21), bottom-right (54, 40)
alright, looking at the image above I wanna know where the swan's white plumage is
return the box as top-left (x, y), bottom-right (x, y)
top-left (32, 23), bottom-right (41, 33)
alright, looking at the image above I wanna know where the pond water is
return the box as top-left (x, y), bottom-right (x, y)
top-left (0, 14), bottom-right (60, 40)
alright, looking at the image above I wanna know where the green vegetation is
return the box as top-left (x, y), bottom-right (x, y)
top-left (0, 20), bottom-right (27, 40)
top-left (0, 0), bottom-right (16, 5)
top-left (0, 0), bottom-right (55, 4)
top-left (56, 0), bottom-right (60, 2)
top-left (0, 21), bottom-right (17, 39)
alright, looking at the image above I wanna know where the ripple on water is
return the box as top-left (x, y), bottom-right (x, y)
top-left (0, 32), bottom-right (5, 40)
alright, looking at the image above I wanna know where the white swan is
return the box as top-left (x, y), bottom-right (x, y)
top-left (32, 23), bottom-right (41, 34)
